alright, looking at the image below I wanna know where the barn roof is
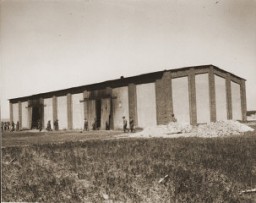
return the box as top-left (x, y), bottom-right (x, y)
top-left (9, 64), bottom-right (245, 103)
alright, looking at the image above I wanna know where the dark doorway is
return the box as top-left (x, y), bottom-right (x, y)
top-left (31, 106), bottom-right (42, 129)
top-left (95, 99), bottom-right (101, 129)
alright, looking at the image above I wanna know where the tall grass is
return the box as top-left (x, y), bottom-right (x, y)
top-left (2, 134), bottom-right (256, 202)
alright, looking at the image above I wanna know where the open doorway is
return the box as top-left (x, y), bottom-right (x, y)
top-left (31, 106), bottom-right (43, 129)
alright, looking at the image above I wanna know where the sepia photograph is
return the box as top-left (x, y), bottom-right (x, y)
top-left (1, 0), bottom-right (256, 202)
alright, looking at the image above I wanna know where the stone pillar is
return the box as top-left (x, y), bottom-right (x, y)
top-left (83, 90), bottom-right (89, 120)
top-left (9, 102), bottom-right (13, 123)
top-left (188, 68), bottom-right (197, 125)
top-left (209, 67), bottom-right (216, 122)
top-left (40, 98), bottom-right (44, 129)
top-left (106, 87), bottom-right (114, 129)
top-left (226, 73), bottom-right (232, 120)
top-left (18, 101), bottom-right (22, 127)
top-left (67, 93), bottom-right (72, 130)
top-left (28, 106), bottom-right (32, 129)
top-left (240, 80), bottom-right (247, 121)
top-left (128, 83), bottom-right (138, 126)
top-left (53, 96), bottom-right (58, 122)
top-left (155, 71), bottom-right (173, 125)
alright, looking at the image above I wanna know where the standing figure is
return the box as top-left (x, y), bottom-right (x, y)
top-left (11, 121), bottom-right (15, 132)
top-left (84, 118), bottom-right (88, 131)
top-left (122, 116), bottom-right (127, 133)
top-left (16, 121), bottom-right (20, 131)
top-left (92, 118), bottom-right (97, 130)
top-left (129, 117), bottom-right (135, 133)
top-left (46, 120), bottom-right (52, 131)
top-left (54, 119), bottom-right (59, 131)
top-left (38, 119), bottom-right (42, 132)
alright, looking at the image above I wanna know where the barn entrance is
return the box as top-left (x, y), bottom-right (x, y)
top-left (95, 98), bottom-right (111, 130)
top-left (29, 99), bottom-right (44, 129)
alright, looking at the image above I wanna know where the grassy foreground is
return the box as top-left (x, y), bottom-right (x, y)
top-left (2, 133), bottom-right (256, 202)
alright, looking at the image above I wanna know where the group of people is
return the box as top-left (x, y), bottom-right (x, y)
top-left (122, 116), bottom-right (135, 133)
top-left (82, 116), bottom-right (135, 133)
top-left (45, 119), bottom-right (59, 131)
top-left (1, 121), bottom-right (18, 132)
top-left (2, 114), bottom-right (177, 133)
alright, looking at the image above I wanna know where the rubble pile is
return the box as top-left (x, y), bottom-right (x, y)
top-left (130, 120), bottom-right (254, 138)
top-left (131, 122), bottom-right (192, 138)
top-left (195, 120), bottom-right (254, 137)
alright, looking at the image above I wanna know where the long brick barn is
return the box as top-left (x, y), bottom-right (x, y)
top-left (9, 65), bottom-right (247, 130)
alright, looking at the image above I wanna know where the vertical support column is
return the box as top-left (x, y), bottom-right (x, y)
top-left (209, 67), bottom-right (216, 122)
top-left (67, 93), bottom-right (72, 130)
top-left (40, 98), bottom-right (44, 129)
top-left (155, 71), bottom-right (173, 125)
top-left (83, 90), bottom-right (88, 120)
top-left (226, 73), bottom-right (232, 120)
top-left (106, 87), bottom-right (113, 129)
top-left (53, 96), bottom-right (57, 122)
top-left (28, 100), bottom-right (32, 129)
top-left (128, 83), bottom-right (138, 126)
top-left (188, 68), bottom-right (197, 125)
top-left (240, 80), bottom-right (247, 121)
top-left (9, 102), bottom-right (13, 123)
top-left (18, 101), bottom-right (22, 127)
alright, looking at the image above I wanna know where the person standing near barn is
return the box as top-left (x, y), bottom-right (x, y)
top-left (16, 121), bottom-right (20, 131)
top-left (123, 116), bottom-right (128, 133)
top-left (38, 119), bottom-right (42, 132)
top-left (129, 117), bottom-right (135, 133)
top-left (11, 121), bottom-right (15, 132)
top-left (84, 118), bottom-right (88, 131)
top-left (92, 118), bottom-right (97, 130)
top-left (54, 119), bottom-right (59, 131)
top-left (46, 120), bottom-right (52, 131)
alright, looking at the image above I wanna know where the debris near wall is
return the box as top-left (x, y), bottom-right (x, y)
top-left (130, 120), bottom-right (254, 138)
top-left (195, 120), bottom-right (254, 137)
top-left (130, 122), bottom-right (193, 138)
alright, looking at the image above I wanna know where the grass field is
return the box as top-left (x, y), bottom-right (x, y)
top-left (2, 126), bottom-right (256, 202)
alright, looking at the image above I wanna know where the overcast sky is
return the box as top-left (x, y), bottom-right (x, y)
top-left (0, 0), bottom-right (256, 119)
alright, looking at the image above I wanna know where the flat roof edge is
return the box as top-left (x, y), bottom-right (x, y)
top-left (9, 64), bottom-right (246, 102)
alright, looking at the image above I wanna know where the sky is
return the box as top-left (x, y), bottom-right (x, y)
top-left (0, 0), bottom-right (256, 119)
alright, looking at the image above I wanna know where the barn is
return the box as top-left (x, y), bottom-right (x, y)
top-left (9, 65), bottom-right (247, 130)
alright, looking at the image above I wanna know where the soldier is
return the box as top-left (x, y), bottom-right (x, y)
top-left (123, 116), bottom-right (128, 133)
top-left (84, 118), bottom-right (88, 131)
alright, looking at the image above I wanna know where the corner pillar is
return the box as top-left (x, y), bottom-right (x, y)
top-left (240, 80), bottom-right (247, 121)
top-left (18, 101), bottom-right (22, 127)
top-left (9, 102), bottom-right (13, 123)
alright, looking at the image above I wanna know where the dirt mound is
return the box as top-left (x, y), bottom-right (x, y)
top-left (130, 120), bottom-right (254, 138)
top-left (195, 120), bottom-right (254, 137)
